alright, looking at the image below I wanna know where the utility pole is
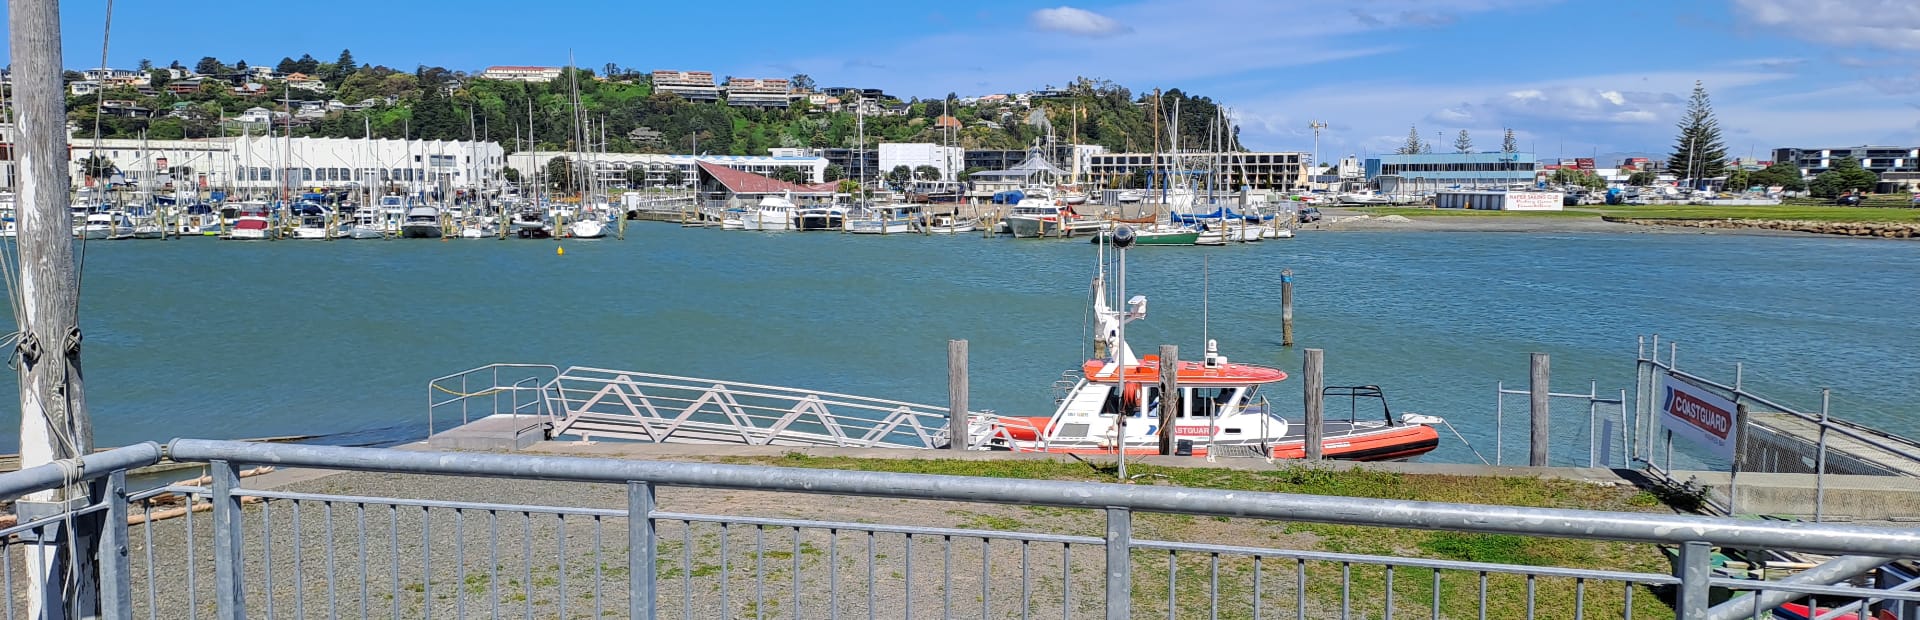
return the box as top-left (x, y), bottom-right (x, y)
top-left (12, 0), bottom-right (100, 616)
top-left (1308, 121), bottom-right (1327, 187)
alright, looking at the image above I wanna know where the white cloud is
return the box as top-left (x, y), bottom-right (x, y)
top-left (1734, 0), bottom-right (1920, 50)
top-left (1029, 6), bottom-right (1131, 37)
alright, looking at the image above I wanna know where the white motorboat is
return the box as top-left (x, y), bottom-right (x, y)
top-left (741, 196), bottom-right (796, 231)
top-left (1004, 200), bottom-right (1073, 238)
top-left (459, 224), bottom-right (490, 238)
top-left (1116, 190), bottom-right (1145, 203)
top-left (226, 203), bottom-right (274, 240)
top-left (346, 208), bottom-right (386, 239)
top-left (1263, 227), bottom-right (1295, 239)
top-left (400, 206), bottom-right (444, 238)
top-left (511, 206), bottom-right (551, 238)
top-left (289, 213), bottom-right (331, 239)
top-left (1340, 191), bottom-right (1391, 205)
top-left (848, 204), bottom-right (920, 234)
top-left (377, 196), bottom-right (410, 235)
top-left (921, 213), bottom-right (977, 234)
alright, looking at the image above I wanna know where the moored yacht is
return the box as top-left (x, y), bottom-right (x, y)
top-left (740, 196), bottom-right (797, 231)
top-left (400, 206), bottom-right (444, 238)
top-left (226, 203), bottom-right (274, 240)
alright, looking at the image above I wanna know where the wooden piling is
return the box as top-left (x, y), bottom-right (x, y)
top-left (1280, 269), bottom-right (1295, 347)
top-left (1304, 348), bottom-right (1325, 460)
top-left (1529, 352), bottom-right (1551, 467)
top-left (1157, 345), bottom-right (1179, 455)
top-left (948, 339), bottom-right (968, 451)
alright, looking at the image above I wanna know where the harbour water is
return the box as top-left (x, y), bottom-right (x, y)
top-left (1, 227), bottom-right (1915, 465)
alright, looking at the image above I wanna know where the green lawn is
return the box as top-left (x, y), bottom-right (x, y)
top-left (1347, 204), bottom-right (1920, 223)
top-left (725, 454), bottom-right (1680, 619)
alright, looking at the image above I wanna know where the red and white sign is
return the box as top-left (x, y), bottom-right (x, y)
top-left (1659, 373), bottom-right (1737, 459)
top-left (1173, 426), bottom-right (1213, 437)
top-left (1504, 192), bottom-right (1563, 211)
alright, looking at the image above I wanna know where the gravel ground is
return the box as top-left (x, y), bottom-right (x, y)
top-left (103, 470), bottom-right (1327, 619)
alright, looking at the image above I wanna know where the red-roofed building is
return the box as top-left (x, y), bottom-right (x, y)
top-left (481, 66), bottom-right (563, 83)
top-left (697, 161), bottom-right (834, 204)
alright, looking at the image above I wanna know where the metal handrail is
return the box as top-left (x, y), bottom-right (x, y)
top-left (0, 442), bottom-right (162, 499)
top-left (164, 438), bottom-right (1920, 557)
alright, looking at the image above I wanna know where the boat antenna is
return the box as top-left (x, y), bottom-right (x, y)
top-left (1202, 254), bottom-right (1209, 350)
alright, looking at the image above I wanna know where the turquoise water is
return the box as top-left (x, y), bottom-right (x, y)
top-left (2, 227), bottom-right (1916, 465)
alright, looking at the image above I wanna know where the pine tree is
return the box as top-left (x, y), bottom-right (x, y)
top-left (1668, 81), bottom-right (1728, 183)
top-left (1453, 129), bottom-right (1473, 153)
top-left (1398, 125), bottom-right (1423, 155)
top-left (333, 49), bottom-right (358, 82)
top-left (1501, 128), bottom-right (1517, 153)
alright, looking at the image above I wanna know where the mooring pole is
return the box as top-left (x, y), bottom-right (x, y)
top-left (948, 339), bottom-right (968, 451)
top-left (1303, 348), bottom-right (1325, 460)
top-left (1529, 352), bottom-right (1550, 467)
top-left (1280, 269), bottom-right (1295, 347)
top-left (1157, 345), bottom-right (1178, 456)
top-left (12, 0), bottom-right (101, 615)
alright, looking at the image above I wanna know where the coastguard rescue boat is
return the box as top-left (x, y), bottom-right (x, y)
top-left (979, 245), bottom-right (1442, 461)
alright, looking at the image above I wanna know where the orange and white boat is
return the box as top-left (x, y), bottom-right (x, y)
top-left (979, 245), bottom-right (1442, 460)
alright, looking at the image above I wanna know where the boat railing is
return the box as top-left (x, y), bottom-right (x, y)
top-left (1050, 371), bottom-right (1082, 404)
top-left (546, 366), bottom-right (973, 449)
top-left (426, 363), bottom-right (563, 437)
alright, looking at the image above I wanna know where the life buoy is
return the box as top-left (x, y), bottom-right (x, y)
top-left (1119, 384), bottom-right (1148, 412)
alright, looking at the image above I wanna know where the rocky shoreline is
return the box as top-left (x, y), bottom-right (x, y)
top-left (1607, 217), bottom-right (1920, 239)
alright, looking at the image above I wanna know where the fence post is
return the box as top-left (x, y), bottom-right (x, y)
top-left (1304, 349), bottom-right (1325, 460)
top-left (1157, 345), bottom-right (1178, 456)
top-left (211, 460), bottom-right (248, 620)
top-left (1529, 352), bottom-right (1550, 467)
top-left (98, 470), bottom-right (132, 620)
top-left (1280, 269), bottom-right (1295, 347)
top-left (629, 481), bottom-right (658, 620)
top-left (1104, 508), bottom-right (1132, 620)
top-left (1675, 541), bottom-right (1713, 619)
top-left (948, 339), bottom-right (969, 451)
top-left (1730, 403), bottom-right (1747, 515)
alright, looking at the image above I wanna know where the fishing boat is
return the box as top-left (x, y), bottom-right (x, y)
top-left (741, 196), bottom-right (797, 231)
top-left (1004, 199), bottom-right (1078, 238)
top-left (848, 204), bottom-right (921, 234)
top-left (400, 206), bottom-right (444, 238)
top-left (920, 212), bottom-right (977, 234)
top-left (981, 244), bottom-right (1442, 460)
top-left (794, 205), bottom-right (847, 231)
top-left (226, 203), bottom-right (274, 240)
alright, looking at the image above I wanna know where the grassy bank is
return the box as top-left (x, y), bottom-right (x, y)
top-left (1351, 204), bottom-right (1920, 223)
top-left (727, 454), bottom-right (1677, 618)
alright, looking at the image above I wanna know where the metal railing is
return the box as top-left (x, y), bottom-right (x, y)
top-left (546, 366), bottom-right (963, 449)
top-left (6, 439), bottom-right (1920, 618)
top-left (1634, 335), bottom-right (1920, 520)
top-left (425, 363), bottom-right (560, 436)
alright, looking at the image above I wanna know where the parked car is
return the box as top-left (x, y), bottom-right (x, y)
top-left (1298, 206), bottom-right (1322, 223)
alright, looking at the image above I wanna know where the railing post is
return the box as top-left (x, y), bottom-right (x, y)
top-left (211, 459), bottom-right (248, 620)
top-left (1303, 349), bottom-right (1325, 460)
top-left (629, 481), bottom-right (657, 620)
top-left (98, 470), bottom-right (132, 620)
top-left (1529, 352), bottom-right (1551, 467)
top-left (948, 339), bottom-right (969, 451)
top-left (1675, 540), bottom-right (1712, 620)
top-left (1104, 507), bottom-right (1131, 620)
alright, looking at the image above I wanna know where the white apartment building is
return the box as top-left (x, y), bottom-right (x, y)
top-left (877, 143), bottom-right (964, 181)
top-left (67, 136), bottom-right (505, 192)
top-left (480, 66), bottom-right (564, 83)
top-left (652, 70), bottom-right (722, 102)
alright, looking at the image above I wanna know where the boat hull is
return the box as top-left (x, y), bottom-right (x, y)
top-left (346, 226), bottom-right (386, 239)
top-left (1006, 216), bottom-right (1061, 239)
top-left (999, 422), bottom-right (1439, 461)
top-left (400, 224), bottom-right (443, 238)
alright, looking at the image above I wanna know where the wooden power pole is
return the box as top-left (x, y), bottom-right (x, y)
top-left (11, 0), bottom-right (100, 616)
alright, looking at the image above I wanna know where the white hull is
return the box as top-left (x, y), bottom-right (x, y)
top-left (459, 227), bottom-right (488, 238)
top-left (1263, 227), bottom-right (1295, 239)
top-left (848, 220), bottom-right (913, 234)
top-left (1195, 230), bottom-right (1228, 246)
top-left (740, 211), bottom-right (793, 231)
top-left (227, 228), bottom-right (271, 240)
top-left (721, 218), bottom-right (745, 230)
top-left (132, 226), bottom-right (166, 239)
top-left (926, 222), bottom-right (977, 234)
top-left (75, 226), bottom-right (112, 240)
top-left (290, 227), bottom-right (330, 239)
top-left (568, 219), bottom-right (607, 239)
top-left (347, 225), bottom-right (386, 239)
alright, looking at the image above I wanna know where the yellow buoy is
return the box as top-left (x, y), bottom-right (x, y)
top-left (556, 246), bottom-right (565, 256)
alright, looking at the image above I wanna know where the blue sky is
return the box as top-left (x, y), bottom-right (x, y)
top-left (7, 0), bottom-right (1918, 160)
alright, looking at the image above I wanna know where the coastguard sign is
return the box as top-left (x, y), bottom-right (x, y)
top-left (1659, 373), bottom-right (1737, 459)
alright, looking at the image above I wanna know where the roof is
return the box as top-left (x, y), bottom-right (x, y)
top-left (697, 162), bottom-right (831, 195)
top-left (486, 66), bottom-right (560, 72)
top-left (969, 151), bottom-right (1068, 179)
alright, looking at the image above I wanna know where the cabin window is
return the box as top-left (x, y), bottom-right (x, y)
top-left (1185, 387), bottom-right (1235, 418)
